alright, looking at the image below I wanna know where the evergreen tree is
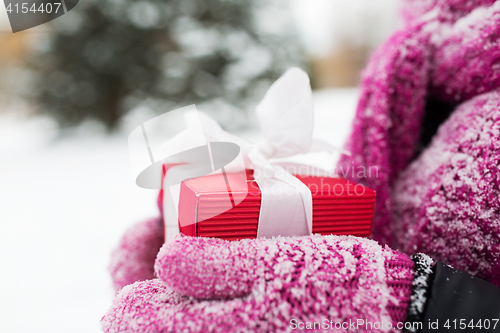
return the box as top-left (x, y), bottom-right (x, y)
top-left (28, 0), bottom-right (308, 130)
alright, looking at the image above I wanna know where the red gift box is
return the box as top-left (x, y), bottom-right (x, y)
top-left (161, 166), bottom-right (376, 241)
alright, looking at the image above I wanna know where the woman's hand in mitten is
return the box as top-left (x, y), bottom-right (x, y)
top-left (109, 217), bottom-right (164, 290)
top-left (102, 234), bottom-right (414, 333)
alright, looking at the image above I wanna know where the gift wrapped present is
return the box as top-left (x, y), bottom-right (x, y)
top-left (154, 67), bottom-right (376, 242)
top-left (172, 168), bottom-right (375, 240)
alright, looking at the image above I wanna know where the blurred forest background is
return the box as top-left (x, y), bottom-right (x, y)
top-left (0, 0), bottom-right (398, 133)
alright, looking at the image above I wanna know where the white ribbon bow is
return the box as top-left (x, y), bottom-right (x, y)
top-left (163, 67), bottom-right (344, 241)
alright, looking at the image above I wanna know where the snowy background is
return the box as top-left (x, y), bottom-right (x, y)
top-left (0, 1), bottom-right (397, 332)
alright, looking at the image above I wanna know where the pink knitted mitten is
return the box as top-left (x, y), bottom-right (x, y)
top-left (109, 217), bottom-right (164, 290)
top-left (102, 234), bottom-right (414, 333)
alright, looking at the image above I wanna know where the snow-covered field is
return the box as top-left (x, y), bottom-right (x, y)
top-left (0, 88), bottom-right (357, 333)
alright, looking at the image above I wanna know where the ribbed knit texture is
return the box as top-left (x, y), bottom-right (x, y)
top-left (338, 0), bottom-right (500, 286)
top-left (102, 235), bottom-right (414, 333)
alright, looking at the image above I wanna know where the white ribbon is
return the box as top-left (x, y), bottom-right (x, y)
top-left (162, 67), bottom-right (343, 241)
top-left (250, 67), bottom-right (315, 237)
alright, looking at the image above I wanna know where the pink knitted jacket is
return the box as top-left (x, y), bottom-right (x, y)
top-left (338, 0), bottom-right (500, 286)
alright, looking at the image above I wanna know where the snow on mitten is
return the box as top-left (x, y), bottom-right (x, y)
top-left (392, 90), bottom-right (500, 287)
top-left (336, 19), bottom-right (431, 246)
top-left (102, 234), bottom-right (415, 333)
top-left (109, 216), bottom-right (164, 290)
top-left (337, 0), bottom-right (500, 286)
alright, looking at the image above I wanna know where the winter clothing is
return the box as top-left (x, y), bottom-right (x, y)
top-left (102, 234), bottom-right (415, 333)
top-left (104, 0), bottom-right (500, 331)
top-left (338, 0), bottom-right (500, 286)
top-left (109, 217), bottom-right (164, 290)
top-left (406, 261), bottom-right (500, 333)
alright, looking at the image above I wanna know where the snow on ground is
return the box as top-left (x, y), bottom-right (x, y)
top-left (0, 88), bottom-right (357, 333)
